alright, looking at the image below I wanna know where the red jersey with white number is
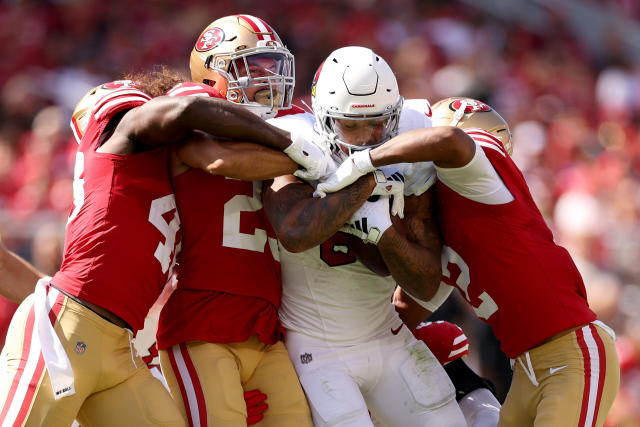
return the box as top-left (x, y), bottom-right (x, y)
top-left (156, 172), bottom-right (281, 349)
top-left (436, 129), bottom-right (596, 358)
top-left (157, 82), bottom-right (285, 349)
top-left (52, 87), bottom-right (181, 332)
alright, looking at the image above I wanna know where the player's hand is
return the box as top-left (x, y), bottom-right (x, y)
top-left (284, 132), bottom-right (334, 181)
top-left (315, 149), bottom-right (375, 197)
top-left (244, 389), bottom-right (268, 425)
top-left (371, 167), bottom-right (405, 218)
top-left (340, 196), bottom-right (392, 245)
top-left (400, 162), bottom-right (436, 196)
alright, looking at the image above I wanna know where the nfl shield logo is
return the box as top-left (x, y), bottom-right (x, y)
top-left (300, 353), bottom-right (312, 364)
top-left (75, 341), bottom-right (86, 355)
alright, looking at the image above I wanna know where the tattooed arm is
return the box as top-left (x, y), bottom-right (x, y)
top-left (262, 174), bottom-right (376, 253)
top-left (377, 187), bottom-right (442, 301)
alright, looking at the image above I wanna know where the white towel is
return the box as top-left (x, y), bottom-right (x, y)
top-left (33, 278), bottom-right (75, 399)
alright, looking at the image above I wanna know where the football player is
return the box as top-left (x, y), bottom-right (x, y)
top-left (317, 97), bottom-right (620, 427)
top-left (154, 15), bottom-right (321, 427)
top-left (0, 72), bottom-right (317, 427)
top-left (262, 46), bottom-right (466, 427)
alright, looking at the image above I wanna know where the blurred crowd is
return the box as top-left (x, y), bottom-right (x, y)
top-left (0, 0), bottom-right (639, 424)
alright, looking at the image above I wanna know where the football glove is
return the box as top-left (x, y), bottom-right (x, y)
top-left (283, 132), bottom-right (334, 181)
top-left (315, 149), bottom-right (374, 197)
top-left (340, 196), bottom-right (392, 245)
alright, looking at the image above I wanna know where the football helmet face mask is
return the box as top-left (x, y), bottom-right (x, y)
top-left (70, 80), bottom-right (143, 143)
top-left (311, 46), bottom-right (403, 163)
top-left (190, 14), bottom-right (295, 119)
top-left (430, 97), bottom-right (513, 155)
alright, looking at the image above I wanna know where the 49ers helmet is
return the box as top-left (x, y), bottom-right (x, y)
top-left (189, 14), bottom-right (294, 119)
top-left (311, 46), bottom-right (403, 162)
top-left (430, 97), bottom-right (513, 155)
top-left (70, 80), bottom-right (145, 144)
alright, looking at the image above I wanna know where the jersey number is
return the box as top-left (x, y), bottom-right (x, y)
top-left (441, 245), bottom-right (498, 320)
top-left (149, 195), bottom-right (181, 274)
top-left (68, 152), bottom-right (85, 224)
top-left (222, 182), bottom-right (278, 261)
top-left (320, 233), bottom-right (357, 267)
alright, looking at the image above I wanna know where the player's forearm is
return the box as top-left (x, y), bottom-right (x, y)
top-left (265, 176), bottom-right (376, 253)
top-left (393, 286), bottom-right (433, 330)
top-left (207, 145), bottom-right (296, 181)
top-left (369, 126), bottom-right (473, 168)
top-left (184, 97), bottom-right (292, 150)
top-left (179, 135), bottom-right (297, 180)
top-left (0, 243), bottom-right (45, 303)
top-left (378, 229), bottom-right (442, 301)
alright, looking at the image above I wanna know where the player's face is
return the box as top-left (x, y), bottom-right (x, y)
top-left (230, 53), bottom-right (289, 104)
top-left (332, 117), bottom-right (388, 150)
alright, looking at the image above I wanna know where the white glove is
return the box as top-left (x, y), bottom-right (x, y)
top-left (340, 196), bottom-right (392, 245)
top-left (283, 132), bottom-right (333, 181)
top-left (398, 162), bottom-right (436, 196)
top-left (314, 150), bottom-right (374, 197)
top-left (371, 167), bottom-right (405, 218)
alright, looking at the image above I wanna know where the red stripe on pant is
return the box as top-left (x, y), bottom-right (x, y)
top-left (0, 291), bottom-right (65, 425)
top-left (589, 324), bottom-right (607, 426)
top-left (169, 344), bottom-right (208, 427)
top-left (576, 325), bottom-right (607, 427)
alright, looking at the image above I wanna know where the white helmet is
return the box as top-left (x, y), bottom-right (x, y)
top-left (311, 46), bottom-right (403, 162)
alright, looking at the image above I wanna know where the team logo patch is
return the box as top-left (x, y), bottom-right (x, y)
top-left (75, 341), bottom-right (87, 355)
top-left (196, 27), bottom-right (225, 52)
top-left (449, 99), bottom-right (491, 113)
top-left (102, 80), bottom-right (141, 90)
top-left (300, 353), bottom-right (313, 364)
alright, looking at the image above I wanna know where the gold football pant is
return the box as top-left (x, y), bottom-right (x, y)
top-left (499, 322), bottom-right (619, 427)
top-left (0, 293), bottom-right (186, 427)
top-left (160, 336), bottom-right (312, 427)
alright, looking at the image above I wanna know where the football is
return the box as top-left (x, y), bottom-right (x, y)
top-left (345, 212), bottom-right (409, 276)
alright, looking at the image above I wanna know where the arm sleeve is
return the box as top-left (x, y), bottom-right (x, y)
top-left (435, 141), bottom-right (514, 205)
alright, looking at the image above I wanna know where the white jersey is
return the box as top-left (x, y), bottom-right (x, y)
top-left (278, 239), bottom-right (400, 343)
top-left (268, 100), bottom-right (435, 344)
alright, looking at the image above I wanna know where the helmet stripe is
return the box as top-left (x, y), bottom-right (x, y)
top-left (93, 95), bottom-right (149, 120)
top-left (465, 128), bottom-right (508, 155)
top-left (94, 89), bottom-right (151, 113)
top-left (236, 15), bottom-right (273, 41)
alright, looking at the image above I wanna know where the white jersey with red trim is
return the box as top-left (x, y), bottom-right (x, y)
top-left (278, 232), bottom-right (400, 344)
top-left (267, 100), bottom-right (435, 344)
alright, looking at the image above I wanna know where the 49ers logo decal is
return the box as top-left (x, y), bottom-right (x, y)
top-left (102, 80), bottom-right (141, 90)
top-left (196, 27), bottom-right (225, 52)
top-left (449, 99), bottom-right (491, 113)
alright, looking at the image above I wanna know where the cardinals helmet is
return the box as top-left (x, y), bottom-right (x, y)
top-left (311, 46), bottom-right (403, 162)
top-left (430, 97), bottom-right (513, 155)
top-left (189, 14), bottom-right (294, 119)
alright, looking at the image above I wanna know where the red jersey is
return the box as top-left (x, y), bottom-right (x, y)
top-left (52, 88), bottom-right (181, 332)
top-left (157, 171), bottom-right (281, 349)
top-left (157, 82), bottom-right (287, 350)
top-left (436, 130), bottom-right (596, 358)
